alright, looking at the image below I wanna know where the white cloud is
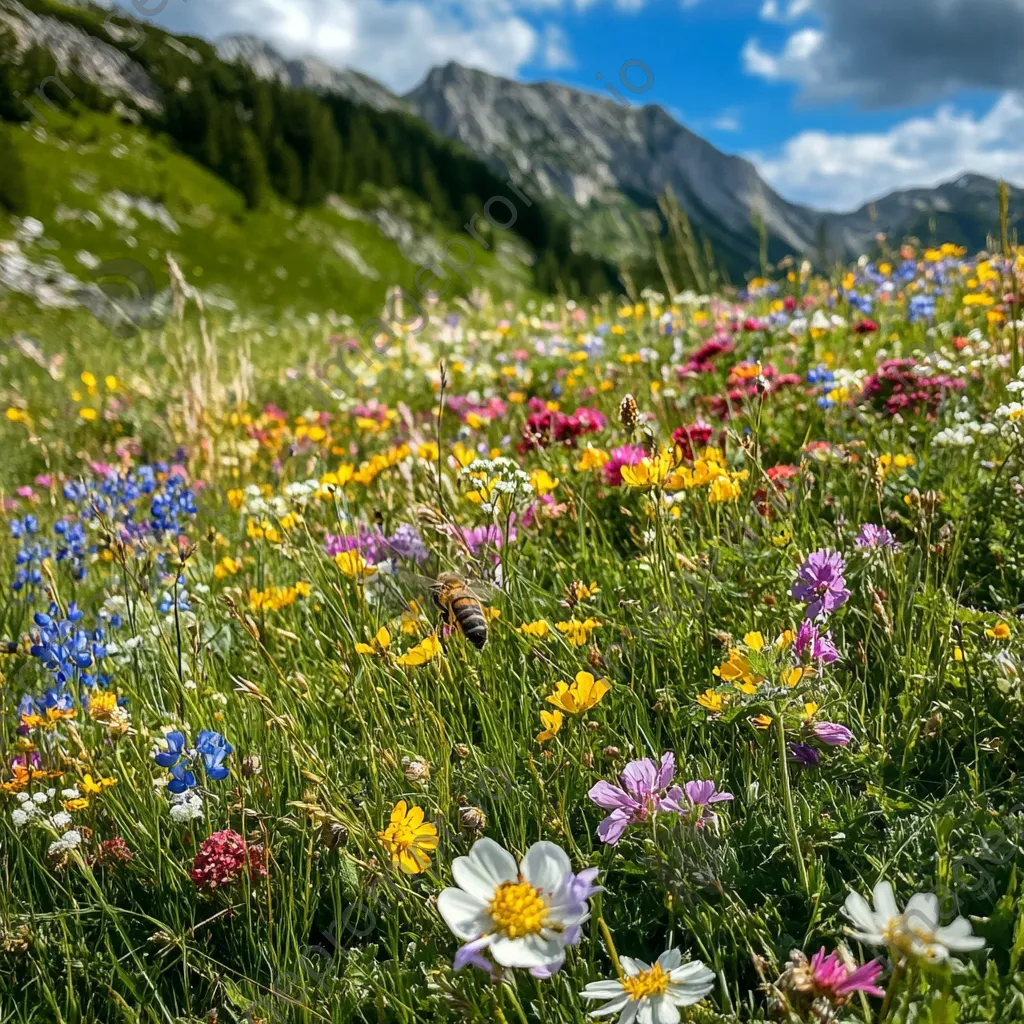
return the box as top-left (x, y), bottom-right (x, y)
top-left (742, 29), bottom-right (824, 87)
top-left (154, 0), bottom-right (543, 92)
top-left (752, 92), bottom-right (1024, 209)
top-left (542, 24), bottom-right (575, 69)
top-left (759, 0), bottom-right (812, 21)
top-left (710, 109), bottom-right (741, 132)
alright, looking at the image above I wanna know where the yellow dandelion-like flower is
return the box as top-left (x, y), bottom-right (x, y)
top-left (378, 801), bottom-right (438, 874)
top-left (536, 709), bottom-right (564, 743)
top-left (545, 671), bottom-right (611, 715)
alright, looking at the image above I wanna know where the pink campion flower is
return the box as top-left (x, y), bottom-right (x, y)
top-left (809, 948), bottom-right (884, 1000)
top-left (791, 549), bottom-right (850, 619)
top-left (682, 780), bottom-right (734, 828)
top-left (588, 753), bottom-right (684, 845)
top-left (813, 722), bottom-right (854, 747)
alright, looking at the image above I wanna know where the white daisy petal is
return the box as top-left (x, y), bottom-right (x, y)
top-left (620, 1003), bottom-right (640, 1024)
top-left (905, 893), bottom-right (940, 931)
top-left (649, 995), bottom-right (680, 1024)
top-left (458, 838), bottom-right (518, 898)
top-left (588, 995), bottom-right (631, 1017)
top-left (490, 931), bottom-right (564, 969)
top-left (436, 888), bottom-right (490, 940)
top-left (520, 841), bottom-right (572, 895)
top-left (872, 880), bottom-right (900, 923)
top-left (581, 981), bottom-right (627, 999)
top-left (620, 956), bottom-right (642, 977)
top-left (843, 890), bottom-right (878, 933)
top-left (657, 948), bottom-right (682, 972)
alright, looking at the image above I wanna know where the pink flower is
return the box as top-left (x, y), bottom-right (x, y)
top-left (602, 445), bottom-right (646, 487)
top-left (682, 780), bottom-right (734, 827)
top-left (588, 753), bottom-right (684, 845)
top-left (809, 948), bottom-right (884, 1001)
top-left (191, 829), bottom-right (267, 890)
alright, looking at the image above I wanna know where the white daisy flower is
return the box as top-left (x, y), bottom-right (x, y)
top-left (436, 837), bottom-right (599, 975)
top-left (844, 880), bottom-right (985, 963)
top-left (580, 949), bottom-right (716, 1023)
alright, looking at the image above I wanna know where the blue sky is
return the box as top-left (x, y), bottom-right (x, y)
top-left (153, 0), bottom-right (1024, 212)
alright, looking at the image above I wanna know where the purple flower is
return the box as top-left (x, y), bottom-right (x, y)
top-left (795, 619), bottom-right (839, 664)
top-left (856, 524), bottom-right (898, 550)
top-left (453, 523), bottom-right (517, 558)
top-left (682, 780), bottom-right (734, 827)
top-left (789, 743), bottom-right (821, 766)
top-left (588, 753), bottom-right (683, 845)
top-left (791, 549), bottom-right (850, 619)
top-left (813, 721), bottom-right (853, 747)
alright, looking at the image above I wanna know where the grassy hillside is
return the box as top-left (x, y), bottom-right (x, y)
top-left (0, 107), bottom-right (535, 325)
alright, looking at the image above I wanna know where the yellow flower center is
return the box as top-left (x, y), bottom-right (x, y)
top-left (622, 963), bottom-right (670, 1000)
top-left (488, 881), bottom-right (549, 939)
top-left (384, 822), bottom-right (419, 852)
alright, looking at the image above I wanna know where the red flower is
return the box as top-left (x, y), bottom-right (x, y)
top-left (191, 829), bottom-right (267, 890)
top-left (853, 319), bottom-right (879, 334)
top-left (672, 421), bottom-right (715, 461)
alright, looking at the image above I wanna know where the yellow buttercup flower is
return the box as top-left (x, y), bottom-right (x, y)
top-left (987, 622), bottom-right (1011, 640)
top-left (80, 774), bottom-right (116, 796)
top-left (356, 627), bottom-right (392, 657)
top-left (620, 450), bottom-right (674, 488)
top-left (378, 801), bottom-right (438, 874)
top-left (714, 649), bottom-right (763, 691)
top-left (519, 620), bottom-right (551, 639)
top-left (545, 671), bottom-right (611, 715)
top-left (536, 709), bottom-right (564, 743)
top-left (396, 635), bottom-right (442, 667)
top-left (744, 632), bottom-right (765, 652)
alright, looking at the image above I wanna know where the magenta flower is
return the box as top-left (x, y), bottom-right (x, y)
top-left (682, 780), bottom-right (734, 827)
top-left (809, 948), bottom-right (885, 1001)
top-left (813, 721), bottom-right (853, 747)
top-left (791, 549), bottom-right (850, 619)
top-left (795, 619), bottom-right (839, 664)
top-left (588, 753), bottom-right (683, 845)
top-left (602, 445), bottom-right (646, 487)
top-left (856, 523), bottom-right (898, 550)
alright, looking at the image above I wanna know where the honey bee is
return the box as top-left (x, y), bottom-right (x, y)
top-left (394, 569), bottom-right (501, 651)
top-left (431, 572), bottom-right (490, 650)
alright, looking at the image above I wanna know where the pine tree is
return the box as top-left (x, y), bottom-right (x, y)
top-left (0, 126), bottom-right (30, 214)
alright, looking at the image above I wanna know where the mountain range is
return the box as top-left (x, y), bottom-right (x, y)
top-left (218, 34), bottom-right (1022, 275)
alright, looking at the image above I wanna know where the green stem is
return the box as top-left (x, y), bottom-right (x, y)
top-left (773, 703), bottom-right (810, 895)
top-left (598, 915), bottom-right (624, 979)
top-left (878, 959), bottom-right (907, 1023)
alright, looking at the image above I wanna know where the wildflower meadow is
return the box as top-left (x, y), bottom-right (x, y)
top-left (3, 241), bottom-right (1024, 1024)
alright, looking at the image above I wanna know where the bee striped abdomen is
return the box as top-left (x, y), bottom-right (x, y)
top-left (451, 593), bottom-right (488, 649)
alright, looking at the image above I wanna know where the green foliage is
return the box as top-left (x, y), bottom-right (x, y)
top-left (0, 125), bottom-right (30, 213)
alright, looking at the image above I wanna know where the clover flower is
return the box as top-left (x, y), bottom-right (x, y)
top-left (191, 829), bottom-right (267, 890)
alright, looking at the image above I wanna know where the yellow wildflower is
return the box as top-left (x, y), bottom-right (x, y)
top-left (545, 671), bottom-right (611, 714)
top-left (556, 617), bottom-right (601, 646)
top-left (987, 622), bottom-right (1011, 640)
top-left (536, 709), bottom-right (564, 743)
top-left (356, 627), bottom-right (392, 657)
top-left (335, 551), bottom-right (375, 579)
top-left (378, 801), bottom-right (438, 874)
top-left (520, 620), bottom-right (551, 639)
top-left (396, 635), bottom-right (442, 667)
top-left (696, 689), bottom-right (729, 714)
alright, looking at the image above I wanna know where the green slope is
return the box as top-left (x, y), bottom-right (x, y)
top-left (0, 108), bottom-right (535, 324)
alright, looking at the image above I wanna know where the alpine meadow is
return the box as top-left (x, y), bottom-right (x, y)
top-left (3, 2), bottom-right (1024, 1023)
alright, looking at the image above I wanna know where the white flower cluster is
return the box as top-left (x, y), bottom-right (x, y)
top-left (168, 791), bottom-right (204, 824)
top-left (283, 479), bottom-right (323, 506)
top-left (11, 790), bottom-right (82, 856)
top-left (461, 457), bottom-right (533, 515)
